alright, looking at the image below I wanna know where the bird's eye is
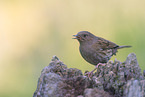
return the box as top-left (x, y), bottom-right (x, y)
top-left (83, 34), bottom-right (88, 37)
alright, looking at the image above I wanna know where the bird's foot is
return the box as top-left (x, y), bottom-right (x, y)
top-left (85, 63), bottom-right (106, 78)
top-left (95, 63), bottom-right (106, 69)
top-left (85, 71), bottom-right (94, 78)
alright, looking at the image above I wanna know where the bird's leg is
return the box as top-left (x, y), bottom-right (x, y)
top-left (85, 63), bottom-right (106, 78)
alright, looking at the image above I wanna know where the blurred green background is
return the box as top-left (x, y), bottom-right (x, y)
top-left (0, 0), bottom-right (145, 97)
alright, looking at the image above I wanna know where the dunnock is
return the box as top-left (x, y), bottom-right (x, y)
top-left (73, 31), bottom-right (131, 76)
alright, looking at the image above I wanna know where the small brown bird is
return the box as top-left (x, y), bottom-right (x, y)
top-left (73, 31), bottom-right (131, 76)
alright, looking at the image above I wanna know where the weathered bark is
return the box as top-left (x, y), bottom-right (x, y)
top-left (33, 53), bottom-right (145, 97)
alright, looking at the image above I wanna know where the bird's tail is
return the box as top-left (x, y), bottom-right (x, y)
top-left (118, 45), bottom-right (132, 49)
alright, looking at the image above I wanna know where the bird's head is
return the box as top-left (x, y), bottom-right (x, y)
top-left (73, 31), bottom-right (95, 43)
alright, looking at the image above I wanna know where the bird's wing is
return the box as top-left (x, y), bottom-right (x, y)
top-left (92, 37), bottom-right (119, 51)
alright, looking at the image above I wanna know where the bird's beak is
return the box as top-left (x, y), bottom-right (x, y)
top-left (72, 35), bottom-right (77, 39)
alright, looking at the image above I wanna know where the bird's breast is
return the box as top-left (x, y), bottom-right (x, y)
top-left (79, 44), bottom-right (99, 65)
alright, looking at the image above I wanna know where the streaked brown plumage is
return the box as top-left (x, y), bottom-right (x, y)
top-left (73, 31), bottom-right (131, 75)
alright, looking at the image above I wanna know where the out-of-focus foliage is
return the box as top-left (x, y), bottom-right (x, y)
top-left (0, 0), bottom-right (145, 97)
